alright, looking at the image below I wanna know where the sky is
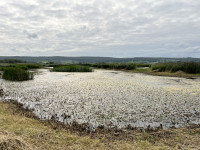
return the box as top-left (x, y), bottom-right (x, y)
top-left (0, 0), bottom-right (200, 57)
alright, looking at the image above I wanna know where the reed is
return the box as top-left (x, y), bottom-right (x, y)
top-left (2, 67), bottom-right (33, 81)
top-left (93, 63), bottom-right (137, 70)
top-left (152, 62), bottom-right (200, 74)
top-left (51, 65), bottom-right (93, 72)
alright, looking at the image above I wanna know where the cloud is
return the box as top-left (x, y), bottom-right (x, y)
top-left (0, 0), bottom-right (199, 57)
top-left (23, 30), bottom-right (38, 39)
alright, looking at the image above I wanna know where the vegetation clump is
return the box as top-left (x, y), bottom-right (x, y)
top-left (51, 65), bottom-right (93, 72)
top-left (2, 68), bottom-right (33, 81)
top-left (152, 62), bottom-right (200, 74)
top-left (93, 63), bottom-right (137, 70)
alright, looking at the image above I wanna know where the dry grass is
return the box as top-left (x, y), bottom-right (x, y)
top-left (0, 129), bottom-right (33, 150)
top-left (0, 101), bottom-right (199, 150)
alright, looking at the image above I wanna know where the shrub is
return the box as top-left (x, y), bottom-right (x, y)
top-left (2, 68), bottom-right (33, 81)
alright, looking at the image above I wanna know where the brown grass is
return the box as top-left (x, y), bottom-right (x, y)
top-left (0, 129), bottom-right (33, 150)
top-left (0, 101), bottom-right (199, 150)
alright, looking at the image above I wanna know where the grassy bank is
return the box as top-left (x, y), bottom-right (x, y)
top-left (0, 101), bottom-right (199, 150)
top-left (51, 65), bottom-right (93, 72)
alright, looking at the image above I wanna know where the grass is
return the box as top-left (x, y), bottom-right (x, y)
top-left (0, 101), bottom-right (199, 150)
top-left (51, 65), bottom-right (93, 72)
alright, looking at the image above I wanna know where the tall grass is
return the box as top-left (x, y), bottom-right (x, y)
top-left (152, 62), bottom-right (200, 74)
top-left (51, 65), bottom-right (93, 72)
top-left (136, 64), bottom-right (151, 68)
top-left (2, 68), bottom-right (33, 81)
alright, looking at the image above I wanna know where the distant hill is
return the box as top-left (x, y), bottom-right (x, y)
top-left (0, 56), bottom-right (200, 64)
top-left (0, 59), bottom-right (26, 63)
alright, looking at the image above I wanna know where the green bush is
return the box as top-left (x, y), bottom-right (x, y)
top-left (51, 65), bottom-right (93, 72)
top-left (2, 68), bottom-right (33, 81)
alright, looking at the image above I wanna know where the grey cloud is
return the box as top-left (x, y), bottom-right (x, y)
top-left (0, 0), bottom-right (199, 57)
top-left (23, 30), bottom-right (38, 39)
top-left (27, 33), bottom-right (38, 39)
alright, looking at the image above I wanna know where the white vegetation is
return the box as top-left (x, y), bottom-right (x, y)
top-left (0, 69), bottom-right (200, 130)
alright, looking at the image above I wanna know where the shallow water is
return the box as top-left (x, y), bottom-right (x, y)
top-left (0, 69), bottom-right (200, 130)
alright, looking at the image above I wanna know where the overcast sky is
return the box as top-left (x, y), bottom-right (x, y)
top-left (0, 0), bottom-right (200, 57)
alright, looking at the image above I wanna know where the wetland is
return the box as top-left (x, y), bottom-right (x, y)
top-left (0, 68), bottom-right (199, 130)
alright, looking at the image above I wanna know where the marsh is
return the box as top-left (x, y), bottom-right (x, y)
top-left (0, 69), bottom-right (200, 130)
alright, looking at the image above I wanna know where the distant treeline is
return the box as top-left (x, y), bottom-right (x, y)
top-left (0, 59), bottom-right (26, 63)
top-left (152, 62), bottom-right (200, 74)
top-left (0, 56), bottom-right (200, 64)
